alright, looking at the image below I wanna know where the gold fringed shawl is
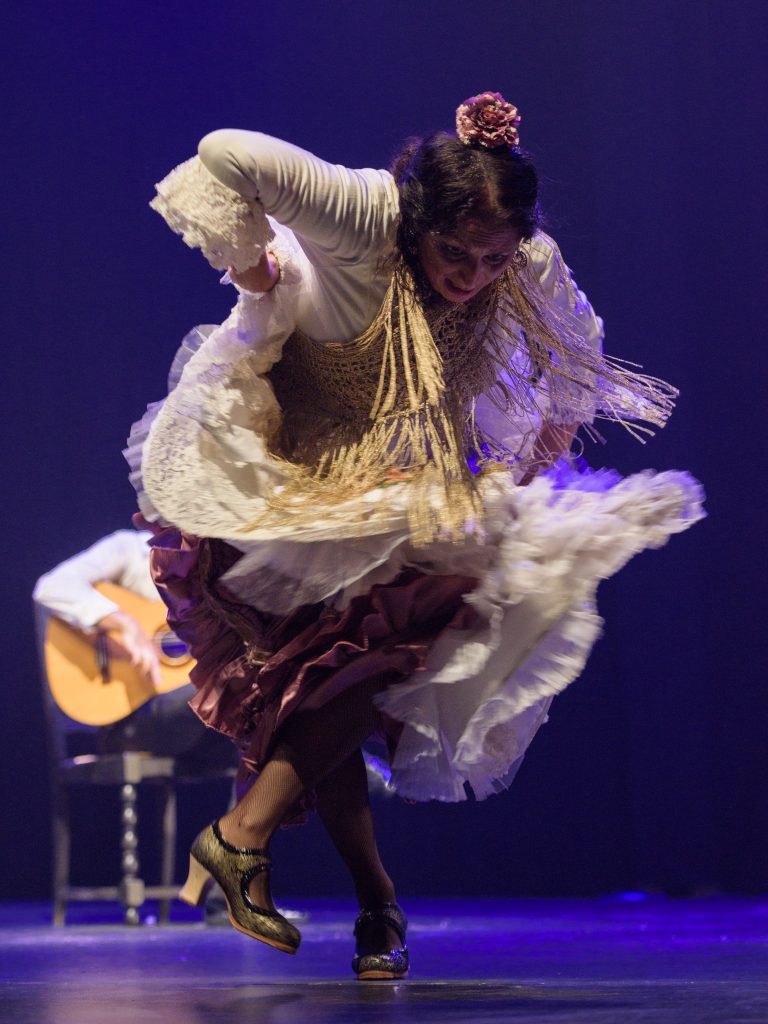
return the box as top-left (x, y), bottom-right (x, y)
top-left (489, 246), bottom-right (677, 444)
top-left (255, 244), bottom-right (678, 546)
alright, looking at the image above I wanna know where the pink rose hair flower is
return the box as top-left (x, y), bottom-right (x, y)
top-left (455, 91), bottom-right (522, 149)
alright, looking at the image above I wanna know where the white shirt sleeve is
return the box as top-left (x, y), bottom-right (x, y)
top-left (33, 531), bottom-right (155, 631)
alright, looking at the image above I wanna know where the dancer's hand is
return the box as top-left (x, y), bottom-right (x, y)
top-left (519, 421), bottom-right (577, 485)
top-left (228, 251), bottom-right (280, 293)
top-left (132, 512), bottom-right (165, 537)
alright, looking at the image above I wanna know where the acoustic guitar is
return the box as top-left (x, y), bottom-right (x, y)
top-left (45, 583), bottom-right (195, 726)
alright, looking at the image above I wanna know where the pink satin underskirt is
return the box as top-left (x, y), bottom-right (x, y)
top-left (149, 529), bottom-right (478, 820)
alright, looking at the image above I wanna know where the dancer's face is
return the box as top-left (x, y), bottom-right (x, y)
top-left (417, 219), bottom-right (522, 304)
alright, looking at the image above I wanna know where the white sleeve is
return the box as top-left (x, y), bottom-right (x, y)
top-left (527, 232), bottom-right (604, 357)
top-left (526, 232), bottom-right (605, 424)
top-left (33, 531), bottom-right (152, 631)
top-left (151, 131), bottom-right (398, 339)
top-left (197, 129), bottom-right (398, 265)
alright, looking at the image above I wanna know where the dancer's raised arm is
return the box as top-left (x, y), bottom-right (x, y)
top-left (198, 128), bottom-right (398, 264)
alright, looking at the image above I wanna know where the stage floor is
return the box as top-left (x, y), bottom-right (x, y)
top-left (1, 898), bottom-right (766, 1023)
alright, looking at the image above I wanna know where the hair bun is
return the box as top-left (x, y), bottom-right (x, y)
top-left (455, 92), bottom-right (521, 149)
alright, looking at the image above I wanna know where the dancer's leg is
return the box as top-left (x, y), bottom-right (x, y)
top-left (316, 749), bottom-right (395, 907)
top-left (218, 675), bottom-right (387, 909)
top-left (316, 748), bottom-right (402, 955)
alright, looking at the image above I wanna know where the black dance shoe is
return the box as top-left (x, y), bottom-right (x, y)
top-left (351, 902), bottom-right (409, 979)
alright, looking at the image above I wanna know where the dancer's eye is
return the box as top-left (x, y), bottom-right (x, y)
top-left (439, 243), bottom-right (466, 261)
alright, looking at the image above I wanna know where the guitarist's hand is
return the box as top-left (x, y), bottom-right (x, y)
top-left (95, 611), bottom-right (162, 690)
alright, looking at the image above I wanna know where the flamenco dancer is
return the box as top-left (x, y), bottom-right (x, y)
top-left (127, 92), bottom-right (703, 978)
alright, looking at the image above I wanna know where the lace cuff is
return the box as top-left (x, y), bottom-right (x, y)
top-left (150, 156), bottom-right (274, 272)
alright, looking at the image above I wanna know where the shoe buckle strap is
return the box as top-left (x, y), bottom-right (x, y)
top-left (354, 904), bottom-right (407, 944)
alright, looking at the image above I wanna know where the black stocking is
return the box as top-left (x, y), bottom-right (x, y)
top-left (316, 747), bottom-right (402, 955)
top-left (219, 676), bottom-right (389, 911)
top-left (316, 748), bottom-right (394, 908)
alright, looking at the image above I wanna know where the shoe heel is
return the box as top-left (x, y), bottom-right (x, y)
top-left (183, 822), bottom-right (301, 953)
top-left (178, 854), bottom-right (214, 907)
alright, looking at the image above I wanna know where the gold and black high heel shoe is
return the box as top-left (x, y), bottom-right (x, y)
top-left (351, 903), bottom-right (409, 979)
top-left (179, 821), bottom-right (301, 954)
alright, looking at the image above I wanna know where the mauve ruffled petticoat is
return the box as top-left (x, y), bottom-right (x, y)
top-left (150, 528), bottom-right (478, 817)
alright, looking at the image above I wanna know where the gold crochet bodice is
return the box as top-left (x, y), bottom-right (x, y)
top-left (267, 284), bottom-right (505, 470)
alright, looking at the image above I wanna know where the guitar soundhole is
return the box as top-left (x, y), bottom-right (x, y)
top-left (156, 629), bottom-right (192, 667)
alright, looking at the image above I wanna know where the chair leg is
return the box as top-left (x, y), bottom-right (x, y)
top-left (158, 779), bottom-right (177, 924)
top-left (118, 782), bottom-right (144, 925)
top-left (52, 782), bottom-right (70, 926)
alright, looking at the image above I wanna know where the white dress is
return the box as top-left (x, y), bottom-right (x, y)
top-left (126, 130), bottom-right (704, 802)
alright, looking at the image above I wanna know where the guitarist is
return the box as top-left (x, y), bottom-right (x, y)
top-left (34, 526), bottom-right (313, 926)
top-left (34, 527), bottom-right (237, 774)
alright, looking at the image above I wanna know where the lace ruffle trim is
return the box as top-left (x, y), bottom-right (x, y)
top-left (150, 156), bottom-right (274, 272)
top-left (376, 467), bottom-right (705, 802)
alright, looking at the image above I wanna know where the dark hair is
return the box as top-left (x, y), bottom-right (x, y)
top-left (391, 131), bottom-right (541, 282)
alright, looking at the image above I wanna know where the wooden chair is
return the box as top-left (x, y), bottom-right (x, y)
top-left (49, 747), bottom-right (180, 926)
top-left (35, 606), bottom-right (233, 925)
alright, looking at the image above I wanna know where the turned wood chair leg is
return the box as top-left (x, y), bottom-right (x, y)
top-left (158, 779), bottom-right (177, 924)
top-left (118, 782), bottom-right (144, 925)
top-left (52, 781), bottom-right (70, 927)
